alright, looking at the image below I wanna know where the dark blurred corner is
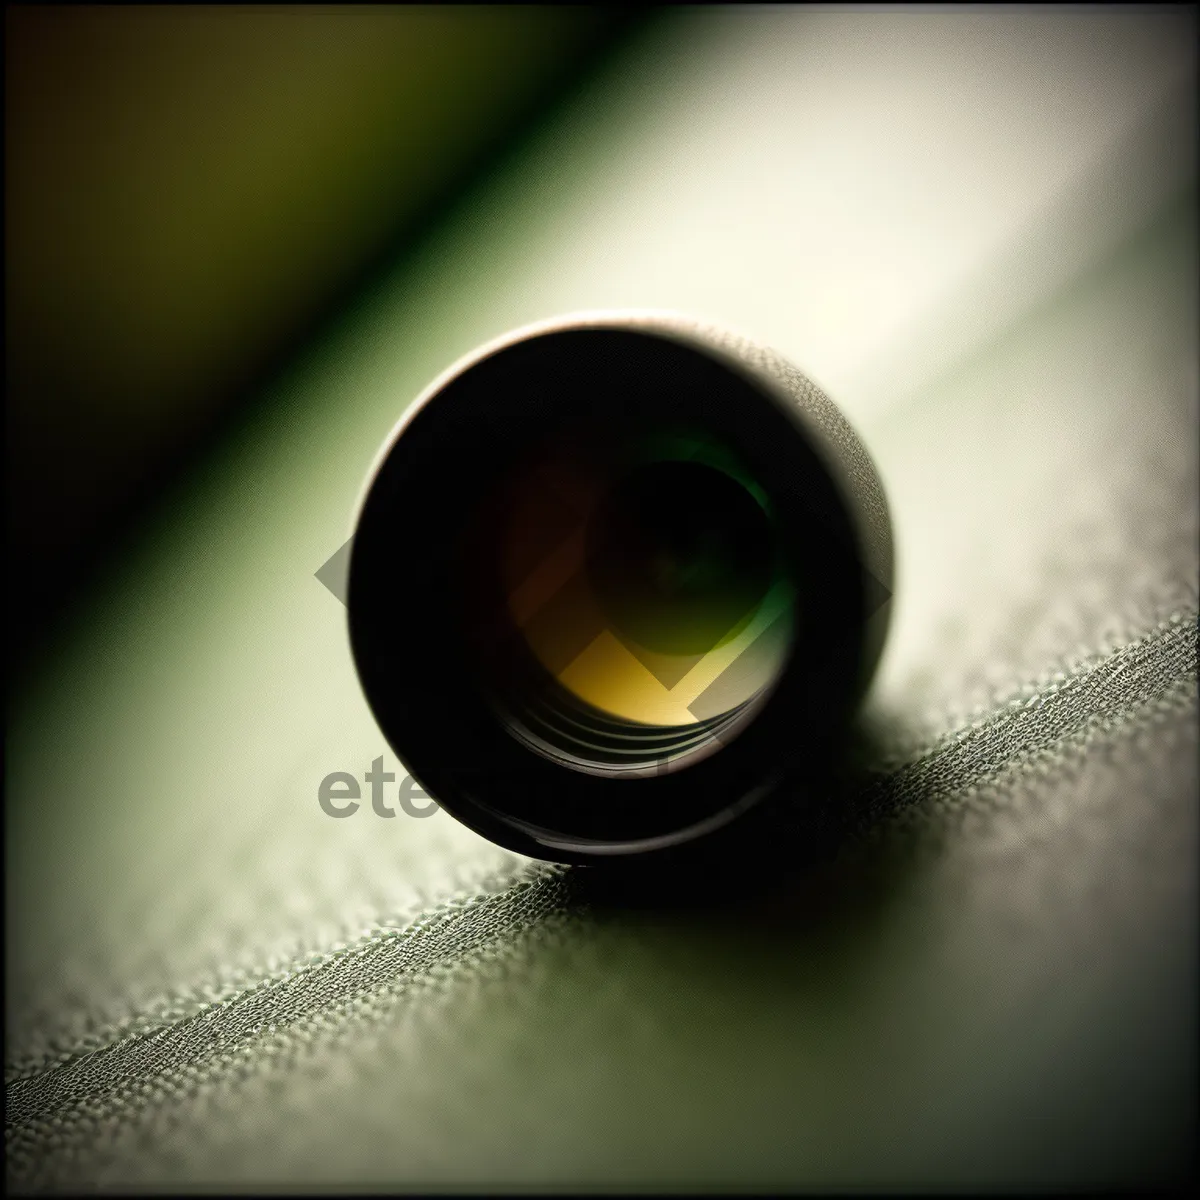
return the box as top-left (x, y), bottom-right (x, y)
top-left (4, 4), bottom-right (644, 683)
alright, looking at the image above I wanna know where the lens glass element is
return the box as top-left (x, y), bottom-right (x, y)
top-left (461, 425), bottom-right (796, 775)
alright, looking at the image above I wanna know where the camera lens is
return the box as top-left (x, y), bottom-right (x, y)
top-left (347, 314), bottom-right (891, 863)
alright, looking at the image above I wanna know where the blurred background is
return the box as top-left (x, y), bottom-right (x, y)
top-left (5, 4), bottom-right (644, 680)
top-left (6, 4), bottom-right (1197, 1191)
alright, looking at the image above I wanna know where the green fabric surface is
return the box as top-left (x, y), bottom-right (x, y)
top-left (6, 8), bottom-right (1197, 1190)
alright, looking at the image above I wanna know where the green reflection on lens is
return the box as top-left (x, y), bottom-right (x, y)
top-left (587, 457), bottom-right (774, 657)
